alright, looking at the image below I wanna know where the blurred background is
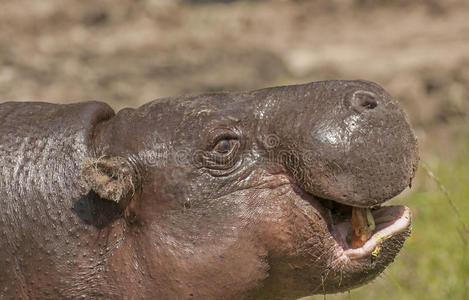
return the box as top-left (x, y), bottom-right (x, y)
top-left (0, 0), bottom-right (468, 299)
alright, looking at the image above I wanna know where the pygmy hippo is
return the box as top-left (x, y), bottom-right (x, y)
top-left (0, 80), bottom-right (418, 299)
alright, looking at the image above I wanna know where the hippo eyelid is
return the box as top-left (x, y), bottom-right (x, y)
top-left (206, 127), bottom-right (242, 150)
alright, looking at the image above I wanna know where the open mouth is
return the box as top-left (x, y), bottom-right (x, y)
top-left (318, 198), bottom-right (411, 260)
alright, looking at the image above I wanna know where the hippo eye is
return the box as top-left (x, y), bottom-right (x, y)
top-left (213, 138), bottom-right (237, 153)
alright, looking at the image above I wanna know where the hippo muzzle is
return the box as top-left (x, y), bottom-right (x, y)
top-left (249, 80), bottom-right (417, 272)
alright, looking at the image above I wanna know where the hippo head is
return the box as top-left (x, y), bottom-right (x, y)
top-left (83, 80), bottom-right (418, 299)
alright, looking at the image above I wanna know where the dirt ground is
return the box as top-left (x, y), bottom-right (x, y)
top-left (1, 0), bottom-right (468, 298)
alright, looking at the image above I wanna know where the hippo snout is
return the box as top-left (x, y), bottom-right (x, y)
top-left (263, 80), bottom-right (419, 208)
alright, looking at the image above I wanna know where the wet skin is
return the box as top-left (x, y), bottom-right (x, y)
top-left (0, 80), bottom-right (418, 299)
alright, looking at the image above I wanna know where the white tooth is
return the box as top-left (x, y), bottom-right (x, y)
top-left (351, 207), bottom-right (375, 248)
top-left (366, 208), bottom-right (376, 231)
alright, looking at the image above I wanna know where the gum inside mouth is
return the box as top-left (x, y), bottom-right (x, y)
top-left (319, 199), bottom-right (411, 259)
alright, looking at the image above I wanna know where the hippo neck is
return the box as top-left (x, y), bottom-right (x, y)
top-left (0, 101), bottom-right (124, 298)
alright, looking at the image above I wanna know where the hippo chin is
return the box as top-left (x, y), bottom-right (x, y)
top-left (0, 80), bottom-right (418, 299)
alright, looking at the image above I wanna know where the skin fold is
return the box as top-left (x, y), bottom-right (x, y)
top-left (0, 80), bottom-right (418, 299)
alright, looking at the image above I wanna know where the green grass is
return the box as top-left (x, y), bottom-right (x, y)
top-left (306, 144), bottom-right (469, 300)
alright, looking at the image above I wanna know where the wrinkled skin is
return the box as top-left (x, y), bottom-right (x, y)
top-left (0, 81), bottom-right (418, 299)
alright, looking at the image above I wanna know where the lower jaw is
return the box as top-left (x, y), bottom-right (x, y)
top-left (328, 205), bottom-right (412, 260)
top-left (312, 209), bottom-right (412, 294)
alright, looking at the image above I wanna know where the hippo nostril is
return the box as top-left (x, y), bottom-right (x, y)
top-left (351, 91), bottom-right (378, 113)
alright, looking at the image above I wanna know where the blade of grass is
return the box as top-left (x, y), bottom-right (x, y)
top-left (421, 162), bottom-right (468, 246)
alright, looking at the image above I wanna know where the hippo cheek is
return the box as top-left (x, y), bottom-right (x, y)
top-left (245, 187), bottom-right (336, 296)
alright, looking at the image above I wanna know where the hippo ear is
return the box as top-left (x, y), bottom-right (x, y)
top-left (80, 156), bottom-right (138, 208)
